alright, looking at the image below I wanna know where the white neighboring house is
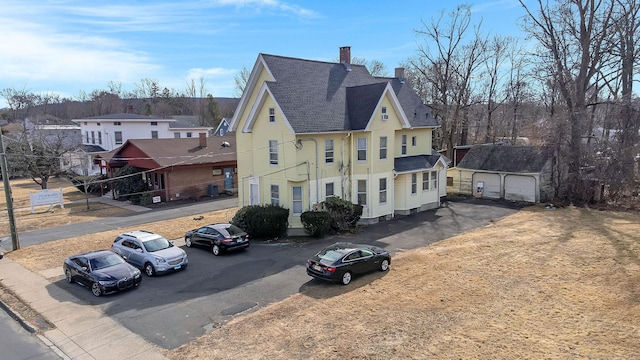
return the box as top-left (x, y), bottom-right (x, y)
top-left (72, 113), bottom-right (175, 152)
top-left (71, 113), bottom-right (215, 175)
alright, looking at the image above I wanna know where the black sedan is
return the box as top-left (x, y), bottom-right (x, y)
top-left (306, 242), bottom-right (391, 285)
top-left (184, 223), bottom-right (250, 256)
top-left (63, 250), bottom-right (142, 296)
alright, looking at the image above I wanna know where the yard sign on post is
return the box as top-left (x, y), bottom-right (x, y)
top-left (29, 188), bottom-right (65, 213)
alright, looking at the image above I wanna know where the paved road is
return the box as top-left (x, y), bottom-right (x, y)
top-left (0, 305), bottom-right (61, 360)
top-left (41, 197), bottom-right (524, 350)
top-left (5, 197), bottom-right (238, 248)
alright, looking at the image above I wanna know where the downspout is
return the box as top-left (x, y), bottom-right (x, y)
top-left (341, 132), bottom-right (351, 200)
top-left (298, 138), bottom-right (319, 206)
top-left (240, 174), bottom-right (252, 206)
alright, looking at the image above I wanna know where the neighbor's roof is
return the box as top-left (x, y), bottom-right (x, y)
top-left (112, 133), bottom-right (236, 168)
top-left (457, 145), bottom-right (553, 173)
top-left (72, 113), bottom-right (169, 122)
top-left (258, 54), bottom-right (438, 133)
top-left (170, 116), bottom-right (213, 129)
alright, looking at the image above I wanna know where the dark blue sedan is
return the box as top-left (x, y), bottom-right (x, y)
top-left (306, 242), bottom-right (390, 285)
top-left (63, 250), bottom-right (142, 296)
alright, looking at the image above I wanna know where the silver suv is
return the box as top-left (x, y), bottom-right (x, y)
top-left (111, 230), bottom-right (188, 276)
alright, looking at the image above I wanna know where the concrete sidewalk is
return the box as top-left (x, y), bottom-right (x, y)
top-left (0, 258), bottom-right (169, 360)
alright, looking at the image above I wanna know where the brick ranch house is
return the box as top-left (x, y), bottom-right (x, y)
top-left (103, 133), bottom-right (237, 202)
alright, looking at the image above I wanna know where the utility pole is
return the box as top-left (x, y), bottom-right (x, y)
top-left (0, 132), bottom-right (20, 250)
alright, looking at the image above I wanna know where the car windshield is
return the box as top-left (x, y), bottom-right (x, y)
top-left (90, 253), bottom-right (124, 271)
top-left (217, 224), bottom-right (246, 238)
top-left (143, 237), bottom-right (172, 252)
top-left (317, 249), bottom-right (344, 262)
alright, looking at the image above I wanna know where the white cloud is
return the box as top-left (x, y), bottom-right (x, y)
top-left (0, 18), bottom-right (159, 84)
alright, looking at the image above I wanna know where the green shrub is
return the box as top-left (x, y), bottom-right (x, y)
top-left (231, 204), bottom-right (289, 240)
top-left (139, 192), bottom-right (154, 205)
top-left (300, 211), bottom-right (332, 237)
top-left (321, 197), bottom-right (363, 233)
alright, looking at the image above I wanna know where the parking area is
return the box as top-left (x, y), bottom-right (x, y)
top-left (45, 199), bottom-right (522, 349)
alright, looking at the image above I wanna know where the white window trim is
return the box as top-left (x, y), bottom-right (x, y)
top-left (269, 140), bottom-right (279, 166)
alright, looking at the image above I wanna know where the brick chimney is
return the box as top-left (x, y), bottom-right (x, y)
top-left (199, 133), bottom-right (207, 148)
top-left (395, 67), bottom-right (405, 83)
top-left (339, 46), bottom-right (351, 64)
top-left (126, 104), bottom-right (134, 113)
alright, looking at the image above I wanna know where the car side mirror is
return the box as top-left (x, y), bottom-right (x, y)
top-left (81, 266), bottom-right (88, 271)
top-left (136, 248), bottom-right (143, 253)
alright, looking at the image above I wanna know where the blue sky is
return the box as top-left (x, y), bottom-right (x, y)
top-left (1, 0), bottom-right (528, 108)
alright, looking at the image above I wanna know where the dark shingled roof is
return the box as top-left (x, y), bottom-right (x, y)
top-left (81, 144), bottom-right (107, 153)
top-left (76, 113), bottom-right (168, 121)
top-left (113, 133), bottom-right (236, 168)
top-left (260, 54), bottom-right (438, 133)
top-left (394, 154), bottom-right (443, 173)
top-left (457, 145), bottom-right (553, 173)
top-left (169, 116), bottom-right (212, 129)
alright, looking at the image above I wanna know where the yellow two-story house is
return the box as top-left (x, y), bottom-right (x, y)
top-left (229, 47), bottom-right (447, 235)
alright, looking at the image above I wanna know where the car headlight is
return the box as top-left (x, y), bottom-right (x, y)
top-left (99, 280), bottom-right (117, 286)
top-left (133, 270), bottom-right (141, 278)
top-left (154, 257), bottom-right (167, 264)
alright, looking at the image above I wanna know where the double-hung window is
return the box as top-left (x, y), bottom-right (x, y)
top-left (269, 140), bottom-right (278, 165)
top-left (292, 186), bottom-right (303, 215)
top-left (411, 173), bottom-right (417, 194)
top-left (379, 136), bottom-right (387, 160)
top-left (412, 136), bottom-right (417, 146)
top-left (401, 135), bottom-right (407, 155)
top-left (379, 178), bottom-right (387, 204)
top-left (430, 170), bottom-right (437, 190)
top-left (422, 172), bottom-right (430, 191)
top-left (357, 180), bottom-right (367, 206)
top-left (325, 182), bottom-right (334, 199)
top-left (151, 131), bottom-right (158, 139)
top-left (325, 139), bottom-right (334, 164)
top-left (269, 108), bottom-right (275, 123)
top-left (114, 131), bottom-right (123, 145)
top-left (357, 137), bottom-right (367, 161)
top-left (271, 185), bottom-right (279, 206)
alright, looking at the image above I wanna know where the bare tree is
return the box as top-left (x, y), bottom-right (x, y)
top-left (234, 66), bottom-right (251, 97)
top-left (520, 0), bottom-right (616, 201)
top-left (1, 87), bottom-right (38, 123)
top-left (5, 123), bottom-right (80, 189)
top-left (482, 35), bottom-right (511, 143)
top-left (412, 4), bottom-right (487, 156)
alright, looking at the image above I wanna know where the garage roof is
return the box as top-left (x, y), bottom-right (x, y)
top-left (457, 145), bottom-right (553, 173)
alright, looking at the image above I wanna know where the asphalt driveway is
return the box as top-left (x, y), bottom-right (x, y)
top-left (45, 197), bottom-right (523, 349)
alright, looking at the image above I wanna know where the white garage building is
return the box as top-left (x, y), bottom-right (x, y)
top-left (447, 145), bottom-right (558, 203)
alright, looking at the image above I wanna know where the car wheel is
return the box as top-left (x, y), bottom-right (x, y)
top-left (144, 263), bottom-right (155, 277)
top-left (341, 271), bottom-right (352, 285)
top-left (91, 282), bottom-right (102, 297)
top-left (65, 269), bottom-right (74, 283)
top-left (185, 237), bottom-right (192, 247)
top-left (380, 259), bottom-right (390, 272)
top-left (212, 245), bottom-right (221, 256)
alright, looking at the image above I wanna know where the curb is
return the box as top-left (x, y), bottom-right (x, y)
top-left (0, 294), bottom-right (37, 334)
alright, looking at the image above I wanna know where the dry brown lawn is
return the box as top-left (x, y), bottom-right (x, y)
top-left (3, 179), bottom-right (640, 359)
top-left (0, 177), bottom-right (131, 234)
top-left (165, 205), bottom-right (640, 360)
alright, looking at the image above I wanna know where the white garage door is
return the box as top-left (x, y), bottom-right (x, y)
top-left (505, 175), bottom-right (536, 202)
top-left (473, 173), bottom-right (500, 199)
